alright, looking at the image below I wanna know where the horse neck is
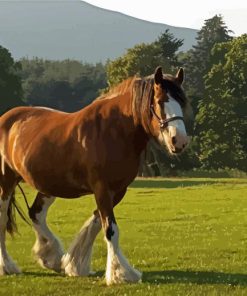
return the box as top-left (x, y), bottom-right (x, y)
top-left (76, 89), bottom-right (149, 155)
top-left (117, 92), bottom-right (149, 154)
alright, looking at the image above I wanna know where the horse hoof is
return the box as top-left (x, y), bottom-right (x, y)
top-left (0, 260), bottom-right (21, 275)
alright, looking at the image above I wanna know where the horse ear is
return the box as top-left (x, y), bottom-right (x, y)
top-left (154, 66), bottom-right (163, 85)
top-left (176, 68), bottom-right (184, 85)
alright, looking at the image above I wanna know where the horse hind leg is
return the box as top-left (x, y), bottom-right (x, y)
top-left (61, 211), bottom-right (102, 276)
top-left (29, 192), bottom-right (64, 272)
top-left (0, 167), bottom-right (21, 275)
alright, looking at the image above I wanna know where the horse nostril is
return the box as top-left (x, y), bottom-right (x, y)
top-left (172, 136), bottom-right (177, 145)
top-left (183, 144), bottom-right (185, 148)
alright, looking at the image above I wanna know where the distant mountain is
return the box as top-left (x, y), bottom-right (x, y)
top-left (0, 0), bottom-right (197, 63)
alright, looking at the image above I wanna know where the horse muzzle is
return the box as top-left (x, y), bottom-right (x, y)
top-left (170, 133), bottom-right (190, 154)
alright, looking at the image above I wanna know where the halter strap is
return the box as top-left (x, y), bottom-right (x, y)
top-left (150, 105), bottom-right (184, 129)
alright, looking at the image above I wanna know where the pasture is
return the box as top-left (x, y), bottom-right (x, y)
top-left (1, 178), bottom-right (247, 295)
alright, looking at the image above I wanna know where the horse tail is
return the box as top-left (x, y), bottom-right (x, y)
top-left (7, 187), bottom-right (31, 236)
top-left (6, 191), bottom-right (18, 235)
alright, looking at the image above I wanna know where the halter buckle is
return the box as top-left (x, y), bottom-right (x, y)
top-left (160, 121), bottom-right (167, 129)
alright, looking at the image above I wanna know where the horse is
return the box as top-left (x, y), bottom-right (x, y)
top-left (0, 66), bottom-right (190, 285)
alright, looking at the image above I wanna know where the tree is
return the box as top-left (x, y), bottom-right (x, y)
top-left (195, 34), bottom-right (247, 171)
top-left (106, 30), bottom-right (183, 86)
top-left (0, 46), bottom-right (24, 114)
top-left (182, 15), bottom-right (232, 113)
top-left (155, 29), bottom-right (183, 66)
top-left (20, 59), bottom-right (107, 112)
top-left (106, 43), bottom-right (168, 86)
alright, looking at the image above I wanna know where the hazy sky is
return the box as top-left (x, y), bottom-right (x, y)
top-left (83, 0), bottom-right (246, 36)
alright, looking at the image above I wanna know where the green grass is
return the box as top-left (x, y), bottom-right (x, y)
top-left (1, 178), bottom-right (247, 295)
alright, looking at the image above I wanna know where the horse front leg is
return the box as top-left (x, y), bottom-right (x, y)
top-left (61, 187), bottom-right (127, 277)
top-left (95, 183), bottom-right (142, 285)
top-left (29, 192), bottom-right (64, 272)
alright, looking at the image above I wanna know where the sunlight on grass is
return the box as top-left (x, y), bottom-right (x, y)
top-left (1, 178), bottom-right (247, 295)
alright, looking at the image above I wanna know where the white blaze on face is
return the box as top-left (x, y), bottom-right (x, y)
top-left (164, 93), bottom-right (186, 136)
top-left (159, 93), bottom-right (189, 153)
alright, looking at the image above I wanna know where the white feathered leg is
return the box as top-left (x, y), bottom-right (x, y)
top-left (105, 222), bottom-right (142, 285)
top-left (61, 214), bottom-right (101, 276)
top-left (0, 196), bottom-right (21, 275)
top-left (30, 194), bottom-right (64, 272)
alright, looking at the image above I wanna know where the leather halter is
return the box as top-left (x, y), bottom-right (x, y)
top-left (150, 104), bottom-right (184, 130)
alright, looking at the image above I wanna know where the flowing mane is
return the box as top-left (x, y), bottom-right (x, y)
top-left (97, 76), bottom-right (155, 134)
top-left (97, 77), bottom-right (137, 100)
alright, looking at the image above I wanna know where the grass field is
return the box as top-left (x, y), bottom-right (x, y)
top-left (1, 178), bottom-right (247, 295)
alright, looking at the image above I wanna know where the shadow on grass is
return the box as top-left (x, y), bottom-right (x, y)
top-left (21, 270), bottom-right (247, 286)
top-left (143, 270), bottom-right (247, 286)
top-left (22, 271), bottom-right (64, 277)
top-left (22, 270), bottom-right (105, 278)
top-left (130, 179), bottom-right (224, 189)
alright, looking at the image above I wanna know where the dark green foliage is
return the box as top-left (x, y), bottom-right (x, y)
top-left (182, 15), bottom-right (232, 113)
top-left (195, 35), bottom-right (247, 170)
top-left (154, 29), bottom-right (184, 66)
top-left (0, 46), bottom-right (24, 114)
top-left (21, 59), bottom-right (107, 111)
top-left (106, 16), bottom-right (246, 174)
top-left (177, 15), bottom-right (247, 172)
top-left (106, 30), bottom-right (183, 86)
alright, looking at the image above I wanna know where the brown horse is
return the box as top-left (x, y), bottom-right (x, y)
top-left (0, 67), bottom-right (189, 284)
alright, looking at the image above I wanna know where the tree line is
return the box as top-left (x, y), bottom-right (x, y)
top-left (0, 55), bottom-right (107, 113)
top-left (0, 15), bottom-right (246, 174)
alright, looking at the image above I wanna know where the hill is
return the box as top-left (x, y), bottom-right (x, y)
top-left (0, 0), bottom-right (197, 62)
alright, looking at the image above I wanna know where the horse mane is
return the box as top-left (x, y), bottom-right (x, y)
top-left (97, 76), bottom-right (155, 134)
top-left (96, 73), bottom-right (190, 134)
top-left (132, 76), bottom-right (154, 134)
top-left (97, 78), bottom-right (137, 101)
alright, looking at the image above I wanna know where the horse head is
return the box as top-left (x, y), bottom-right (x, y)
top-left (150, 66), bottom-right (190, 154)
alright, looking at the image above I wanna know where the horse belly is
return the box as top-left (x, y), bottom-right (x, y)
top-left (16, 147), bottom-right (91, 198)
top-left (23, 169), bottom-right (91, 198)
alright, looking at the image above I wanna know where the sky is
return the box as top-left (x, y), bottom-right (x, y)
top-left (83, 0), bottom-right (247, 36)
